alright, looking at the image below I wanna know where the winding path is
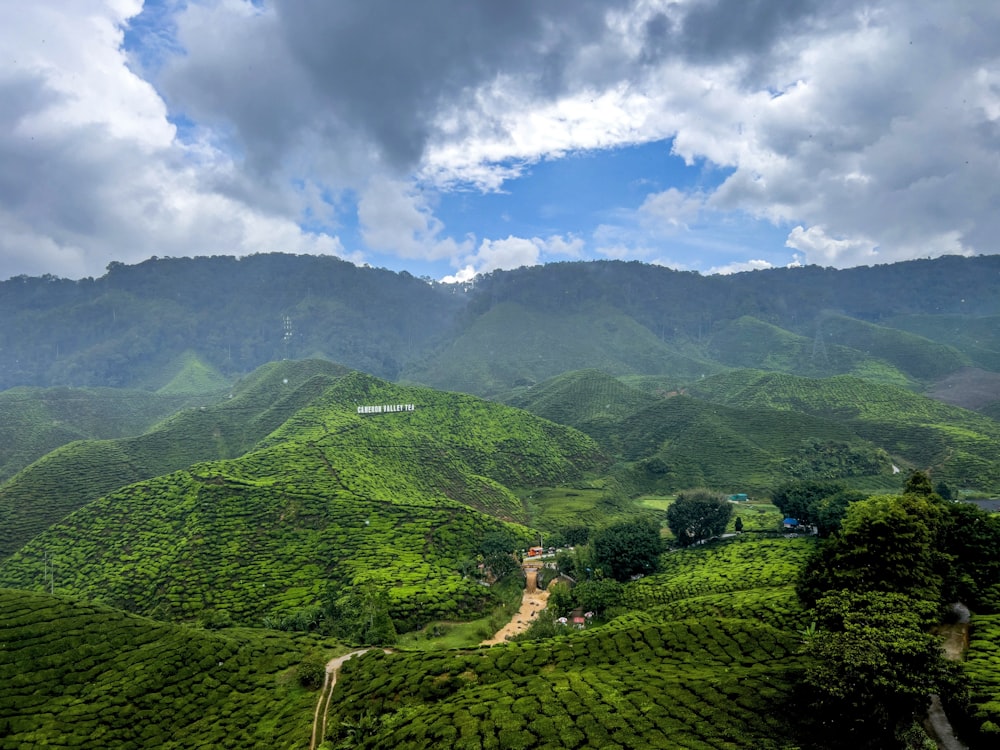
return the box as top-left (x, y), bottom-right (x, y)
top-left (924, 605), bottom-right (971, 750)
top-left (310, 649), bottom-right (370, 750)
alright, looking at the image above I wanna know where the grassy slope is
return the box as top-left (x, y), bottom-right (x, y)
top-left (0, 360), bottom-right (351, 560)
top-left (688, 370), bottom-right (1000, 492)
top-left (0, 373), bottom-right (604, 629)
top-left (0, 588), bottom-right (339, 749)
top-left (884, 314), bottom-right (1000, 373)
top-left (707, 316), bottom-right (913, 385)
top-left (322, 536), bottom-right (813, 749)
top-left (502, 369), bottom-right (655, 451)
top-left (609, 394), bottom-right (897, 494)
top-left (0, 386), bottom-right (220, 483)
top-left (402, 302), bottom-right (721, 396)
top-left (818, 314), bottom-right (969, 381)
top-left (154, 350), bottom-right (234, 394)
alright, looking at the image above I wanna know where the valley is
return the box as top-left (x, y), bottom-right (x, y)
top-left (1, 255), bottom-right (1000, 749)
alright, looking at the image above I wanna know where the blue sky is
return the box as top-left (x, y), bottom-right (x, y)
top-left (2, 1), bottom-right (998, 282)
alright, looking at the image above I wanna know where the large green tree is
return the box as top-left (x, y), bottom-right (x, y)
top-left (665, 489), bottom-right (732, 547)
top-left (798, 492), bottom-right (946, 606)
top-left (802, 591), bottom-right (948, 749)
top-left (592, 518), bottom-right (662, 581)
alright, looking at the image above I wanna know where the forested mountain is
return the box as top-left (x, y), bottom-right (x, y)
top-left (3, 254), bottom-right (1000, 400)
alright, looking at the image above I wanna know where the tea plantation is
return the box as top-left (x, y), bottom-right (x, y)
top-left (322, 536), bottom-right (813, 749)
top-left (0, 371), bottom-right (603, 629)
top-left (0, 588), bottom-right (340, 749)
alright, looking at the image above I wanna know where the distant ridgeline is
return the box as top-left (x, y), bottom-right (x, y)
top-left (357, 403), bottom-right (416, 414)
top-left (2, 253), bottom-right (1000, 394)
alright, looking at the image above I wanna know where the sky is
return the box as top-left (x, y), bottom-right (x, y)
top-left (1, 0), bottom-right (999, 283)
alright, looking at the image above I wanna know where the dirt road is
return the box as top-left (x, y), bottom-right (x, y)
top-left (481, 575), bottom-right (549, 646)
top-left (310, 649), bottom-right (369, 750)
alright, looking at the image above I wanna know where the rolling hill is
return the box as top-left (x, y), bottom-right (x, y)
top-left (0, 359), bottom-right (352, 560)
top-left (0, 372), bottom-right (604, 629)
top-left (0, 587), bottom-right (337, 749)
top-left (688, 370), bottom-right (1000, 491)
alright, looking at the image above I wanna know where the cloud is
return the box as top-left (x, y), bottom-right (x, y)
top-left (442, 234), bottom-right (585, 281)
top-left (357, 178), bottom-right (472, 261)
top-left (707, 259), bottom-right (774, 275)
top-left (3, 0), bottom-right (1000, 280)
top-left (0, 1), bottom-right (348, 281)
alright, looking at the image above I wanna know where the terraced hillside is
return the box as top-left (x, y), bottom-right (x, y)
top-left (0, 372), bottom-right (604, 629)
top-left (0, 385), bottom-right (220, 483)
top-left (321, 536), bottom-right (814, 749)
top-left (0, 360), bottom-right (351, 559)
top-left (706, 316), bottom-right (912, 385)
top-left (503, 369), bottom-right (655, 451)
top-left (0, 588), bottom-right (338, 749)
top-left (688, 370), bottom-right (1000, 492)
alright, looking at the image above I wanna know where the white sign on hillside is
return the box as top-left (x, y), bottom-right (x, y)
top-left (357, 403), bottom-right (416, 414)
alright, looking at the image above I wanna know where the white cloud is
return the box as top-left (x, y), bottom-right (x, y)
top-left (707, 259), bottom-right (774, 275)
top-left (357, 178), bottom-right (471, 261)
top-left (0, 0), bottom-right (351, 281)
top-left (3, 0), bottom-right (1000, 279)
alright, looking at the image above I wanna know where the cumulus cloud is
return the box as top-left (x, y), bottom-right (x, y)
top-left (442, 234), bottom-right (585, 282)
top-left (2, 0), bottom-right (1000, 279)
top-left (707, 259), bottom-right (774, 275)
top-left (0, 0), bottom-right (347, 280)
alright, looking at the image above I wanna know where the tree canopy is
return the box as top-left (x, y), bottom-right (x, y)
top-left (666, 489), bottom-right (732, 547)
top-left (592, 517), bottom-right (662, 581)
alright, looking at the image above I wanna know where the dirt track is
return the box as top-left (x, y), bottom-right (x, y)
top-left (482, 567), bottom-right (549, 645)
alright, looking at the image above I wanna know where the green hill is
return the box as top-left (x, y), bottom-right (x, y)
top-left (0, 588), bottom-right (338, 749)
top-left (154, 350), bottom-right (233, 394)
top-left (688, 370), bottom-right (1000, 492)
top-left (817, 314), bottom-right (969, 381)
top-left (0, 360), bottom-right (351, 560)
top-left (610, 395), bottom-right (896, 494)
top-left (0, 373), bottom-right (604, 629)
top-left (706, 316), bottom-right (913, 385)
top-left (885, 314), bottom-right (1000, 372)
top-left (502, 369), bottom-right (655, 450)
top-left (0, 385), bottom-right (220, 483)
top-left (321, 536), bottom-right (813, 749)
top-left (402, 302), bottom-right (719, 396)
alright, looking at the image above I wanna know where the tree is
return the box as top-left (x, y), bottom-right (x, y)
top-left (592, 518), bottom-right (662, 581)
top-left (324, 581), bottom-right (398, 646)
top-left (771, 480), bottom-right (845, 528)
top-left (801, 590), bottom-right (948, 748)
top-left (666, 489), bottom-right (732, 547)
top-left (734, 516), bottom-right (743, 533)
top-left (798, 493), bottom-right (946, 606)
top-left (572, 578), bottom-right (623, 617)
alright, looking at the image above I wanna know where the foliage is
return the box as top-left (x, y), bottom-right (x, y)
top-left (0, 359), bottom-right (350, 560)
top-left (800, 590), bottom-right (949, 749)
top-left (955, 614), bottom-right (1000, 746)
top-left (571, 578), bottom-right (623, 617)
top-left (326, 583), bottom-right (398, 646)
top-left (938, 502), bottom-right (1000, 612)
top-left (0, 373), bottom-right (603, 630)
top-left (798, 493), bottom-right (946, 606)
top-left (592, 517), bottom-right (662, 581)
top-left (324, 613), bottom-right (806, 749)
top-left (0, 587), bottom-right (340, 748)
top-left (666, 489), bottom-right (733, 547)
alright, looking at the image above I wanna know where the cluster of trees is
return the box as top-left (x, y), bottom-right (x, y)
top-left (666, 489), bottom-right (733, 546)
top-left (794, 471), bottom-right (1000, 748)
